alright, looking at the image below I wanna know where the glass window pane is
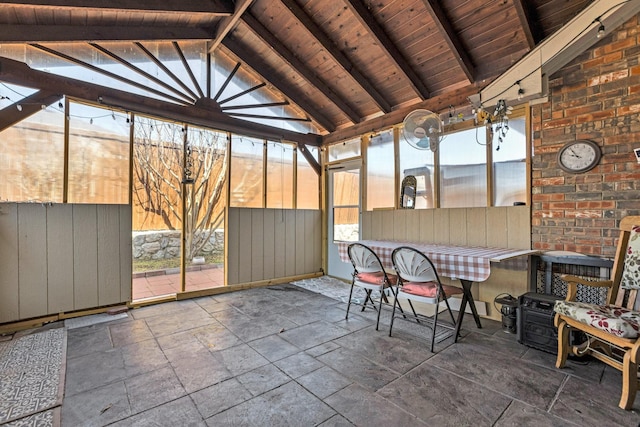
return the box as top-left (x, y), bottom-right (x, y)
top-left (439, 127), bottom-right (487, 208)
top-left (132, 116), bottom-right (183, 230)
top-left (333, 169), bottom-right (360, 206)
top-left (266, 141), bottom-right (294, 208)
top-left (230, 135), bottom-right (264, 207)
top-left (493, 117), bottom-right (527, 206)
top-left (367, 129), bottom-right (395, 210)
top-left (328, 138), bottom-right (361, 162)
top-left (0, 106), bottom-right (64, 203)
top-left (67, 103), bottom-right (130, 204)
top-left (297, 146), bottom-right (319, 209)
top-left (399, 135), bottom-right (435, 209)
top-left (333, 207), bottom-right (359, 242)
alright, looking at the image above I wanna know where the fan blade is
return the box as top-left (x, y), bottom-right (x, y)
top-left (416, 138), bottom-right (430, 149)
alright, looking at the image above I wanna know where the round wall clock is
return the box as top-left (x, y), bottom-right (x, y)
top-left (557, 140), bottom-right (601, 173)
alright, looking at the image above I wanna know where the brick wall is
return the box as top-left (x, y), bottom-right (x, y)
top-left (531, 15), bottom-right (640, 258)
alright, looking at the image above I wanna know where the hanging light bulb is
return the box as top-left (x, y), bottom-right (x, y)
top-left (58, 101), bottom-right (63, 109)
top-left (16, 104), bottom-right (22, 111)
top-left (90, 118), bottom-right (93, 125)
top-left (596, 18), bottom-right (605, 38)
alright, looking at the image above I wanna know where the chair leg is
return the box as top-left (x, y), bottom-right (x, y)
top-left (443, 296), bottom-right (456, 325)
top-left (387, 286), bottom-right (407, 318)
top-left (375, 288), bottom-right (384, 331)
top-left (346, 282), bottom-right (355, 320)
top-left (389, 289), bottom-right (399, 337)
top-left (362, 290), bottom-right (376, 312)
top-left (407, 300), bottom-right (419, 323)
top-left (430, 301), bottom-right (439, 352)
top-left (555, 320), bottom-right (570, 369)
top-left (620, 351), bottom-right (638, 410)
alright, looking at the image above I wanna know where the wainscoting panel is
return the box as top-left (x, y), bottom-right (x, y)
top-left (0, 203), bottom-right (131, 324)
top-left (227, 208), bottom-right (322, 286)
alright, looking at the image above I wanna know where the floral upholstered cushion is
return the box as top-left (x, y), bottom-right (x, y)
top-left (401, 281), bottom-right (463, 298)
top-left (356, 271), bottom-right (397, 287)
top-left (621, 225), bottom-right (640, 289)
top-left (554, 300), bottom-right (640, 339)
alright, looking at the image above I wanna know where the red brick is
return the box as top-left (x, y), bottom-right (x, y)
top-left (575, 201), bottom-right (616, 209)
top-left (564, 210), bottom-right (603, 219)
top-left (587, 70), bottom-right (629, 86)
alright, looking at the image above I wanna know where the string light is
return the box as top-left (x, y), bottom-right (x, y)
top-left (596, 18), bottom-right (605, 38)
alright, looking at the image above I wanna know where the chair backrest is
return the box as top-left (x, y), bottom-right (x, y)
top-left (347, 243), bottom-right (384, 274)
top-left (611, 215), bottom-right (640, 309)
top-left (391, 246), bottom-right (440, 283)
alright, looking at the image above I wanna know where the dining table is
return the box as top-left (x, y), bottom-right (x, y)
top-left (337, 239), bottom-right (538, 340)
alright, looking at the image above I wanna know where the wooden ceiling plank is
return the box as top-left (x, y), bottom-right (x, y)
top-left (0, 24), bottom-right (213, 42)
top-left (222, 36), bottom-right (335, 132)
top-left (222, 101), bottom-right (290, 110)
top-left (89, 42), bottom-right (196, 103)
top-left (280, 0), bottom-right (392, 113)
top-left (344, 0), bottom-right (430, 101)
top-left (0, 0), bottom-right (234, 15)
top-left (134, 42), bottom-right (200, 101)
top-left (207, 0), bottom-right (253, 54)
top-left (0, 90), bottom-right (61, 132)
top-left (512, 0), bottom-right (543, 49)
top-left (421, 0), bottom-right (476, 84)
top-left (241, 13), bottom-right (361, 124)
top-left (172, 41), bottom-right (205, 99)
top-left (30, 43), bottom-right (190, 105)
top-left (0, 56), bottom-right (321, 145)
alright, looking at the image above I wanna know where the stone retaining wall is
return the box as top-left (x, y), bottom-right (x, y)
top-left (132, 229), bottom-right (224, 260)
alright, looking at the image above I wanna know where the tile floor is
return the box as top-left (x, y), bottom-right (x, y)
top-left (61, 283), bottom-right (640, 426)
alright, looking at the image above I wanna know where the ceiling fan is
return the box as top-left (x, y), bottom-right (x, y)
top-left (401, 109), bottom-right (443, 152)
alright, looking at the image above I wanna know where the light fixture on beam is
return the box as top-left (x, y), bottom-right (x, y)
top-left (596, 18), bottom-right (605, 38)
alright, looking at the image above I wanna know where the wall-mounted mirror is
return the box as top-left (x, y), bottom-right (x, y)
top-left (400, 175), bottom-right (417, 209)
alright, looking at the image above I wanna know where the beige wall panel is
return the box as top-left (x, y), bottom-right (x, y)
top-left (418, 210), bottom-right (434, 243)
top-left (0, 203), bottom-right (19, 322)
top-left (370, 211), bottom-right (383, 239)
top-left (361, 210), bottom-right (372, 239)
top-left (507, 206), bottom-right (531, 249)
top-left (393, 210), bottom-right (407, 241)
top-left (432, 209), bottom-right (450, 244)
top-left (479, 268), bottom-right (529, 321)
top-left (226, 208), bottom-right (240, 285)
top-left (238, 209), bottom-right (253, 284)
top-left (448, 209), bottom-right (467, 245)
top-left (47, 204), bottom-right (74, 313)
top-left (380, 210), bottom-right (395, 240)
top-left (404, 210), bottom-right (421, 243)
top-left (274, 209), bottom-right (286, 278)
top-left (295, 210), bottom-right (306, 275)
top-left (97, 205), bottom-right (121, 306)
top-left (284, 210), bottom-right (297, 277)
top-left (119, 206), bottom-right (132, 302)
top-left (262, 209), bottom-right (276, 280)
top-left (312, 210), bottom-right (321, 272)
top-left (73, 205), bottom-right (98, 309)
top-left (18, 204), bottom-right (48, 319)
top-left (466, 208), bottom-right (488, 247)
top-left (251, 209), bottom-right (265, 282)
top-left (305, 210), bottom-right (319, 273)
top-left (486, 207), bottom-right (509, 248)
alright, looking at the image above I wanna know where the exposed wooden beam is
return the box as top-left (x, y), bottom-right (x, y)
top-left (0, 91), bottom-right (61, 132)
top-left (222, 36), bottom-right (336, 133)
top-left (280, 0), bottom-right (392, 113)
top-left (0, 0), bottom-right (234, 14)
top-left (241, 13), bottom-right (361, 124)
top-left (345, 0), bottom-right (430, 101)
top-left (207, 0), bottom-right (253, 54)
top-left (421, 0), bottom-right (475, 83)
top-left (512, 0), bottom-right (543, 49)
top-left (298, 143), bottom-right (320, 175)
top-left (0, 25), bottom-right (213, 43)
top-left (0, 56), bottom-right (321, 146)
top-left (172, 42), bottom-right (204, 99)
top-left (322, 83), bottom-right (483, 145)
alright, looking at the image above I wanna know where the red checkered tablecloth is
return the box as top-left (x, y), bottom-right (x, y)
top-left (337, 240), bottom-right (536, 282)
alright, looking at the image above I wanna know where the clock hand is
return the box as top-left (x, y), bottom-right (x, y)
top-left (569, 148), bottom-right (581, 158)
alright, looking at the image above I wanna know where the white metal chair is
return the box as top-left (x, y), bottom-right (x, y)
top-left (346, 243), bottom-right (403, 330)
top-left (390, 246), bottom-right (463, 352)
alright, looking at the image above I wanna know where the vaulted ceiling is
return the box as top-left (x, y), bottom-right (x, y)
top-left (0, 0), bottom-right (594, 144)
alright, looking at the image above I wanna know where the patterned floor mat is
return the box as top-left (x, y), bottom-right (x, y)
top-left (0, 328), bottom-right (66, 426)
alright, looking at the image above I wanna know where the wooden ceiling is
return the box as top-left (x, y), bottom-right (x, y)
top-left (0, 0), bottom-right (593, 142)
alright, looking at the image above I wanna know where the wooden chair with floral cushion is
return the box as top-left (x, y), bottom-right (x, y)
top-left (554, 215), bottom-right (640, 410)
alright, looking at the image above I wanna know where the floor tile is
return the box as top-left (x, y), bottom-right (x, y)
top-left (296, 365), bottom-right (352, 399)
top-left (273, 352), bottom-right (324, 379)
top-left (317, 347), bottom-right (399, 392)
top-left (205, 381), bottom-right (335, 426)
top-left (495, 401), bottom-right (580, 427)
top-left (61, 381), bottom-right (131, 426)
top-left (279, 320), bottom-right (351, 350)
top-left (191, 378), bottom-right (252, 419)
top-left (247, 334), bottom-right (301, 362)
top-left (111, 396), bottom-right (205, 427)
top-left (109, 319), bottom-right (154, 348)
top-left (64, 348), bottom-right (126, 397)
top-left (125, 366), bottom-right (186, 414)
top-left (236, 363), bottom-right (291, 396)
top-left (211, 343), bottom-right (270, 377)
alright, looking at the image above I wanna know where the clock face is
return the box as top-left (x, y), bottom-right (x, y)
top-left (557, 140), bottom-right (601, 173)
